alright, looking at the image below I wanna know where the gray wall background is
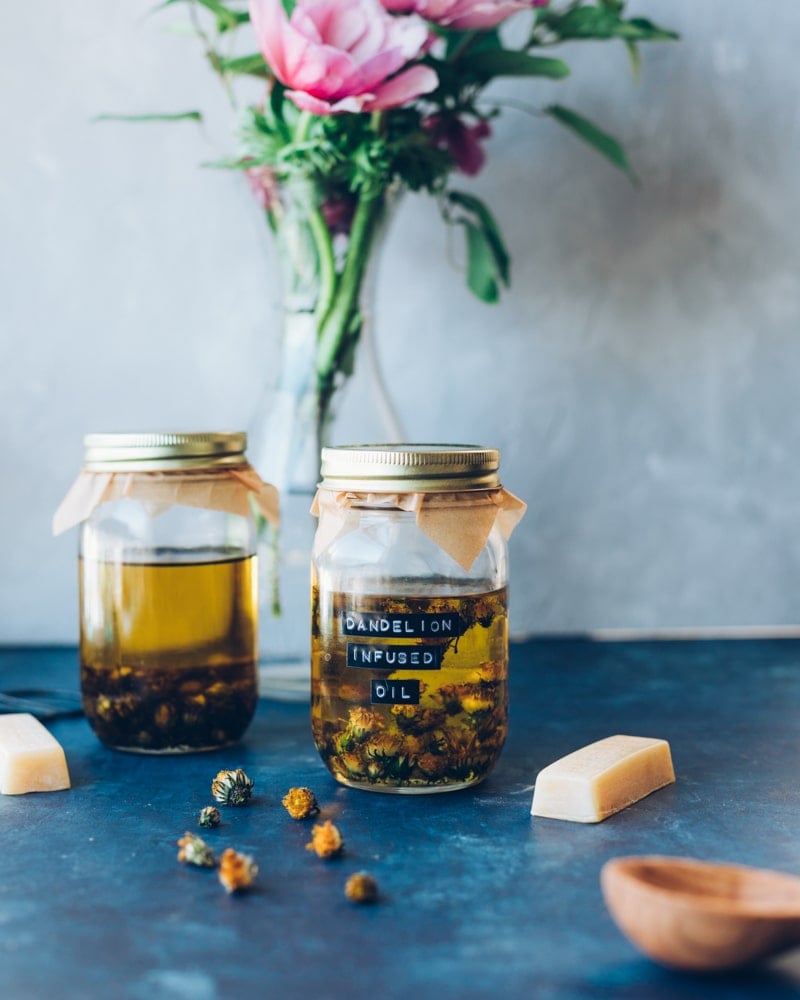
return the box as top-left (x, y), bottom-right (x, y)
top-left (2, 1), bottom-right (799, 643)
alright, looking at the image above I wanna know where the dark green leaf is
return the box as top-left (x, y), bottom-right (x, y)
top-left (448, 190), bottom-right (510, 303)
top-left (539, 7), bottom-right (678, 43)
top-left (464, 221), bottom-right (500, 303)
top-left (94, 111), bottom-right (203, 123)
top-left (544, 7), bottom-right (624, 39)
top-left (626, 17), bottom-right (681, 42)
top-left (461, 49), bottom-right (570, 82)
top-left (545, 104), bottom-right (635, 180)
top-left (269, 80), bottom-right (288, 130)
top-left (444, 27), bottom-right (502, 60)
top-left (449, 191), bottom-right (510, 287)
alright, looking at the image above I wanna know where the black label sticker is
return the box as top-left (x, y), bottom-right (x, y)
top-left (371, 678), bottom-right (420, 705)
top-left (341, 611), bottom-right (464, 638)
top-left (347, 643), bottom-right (444, 669)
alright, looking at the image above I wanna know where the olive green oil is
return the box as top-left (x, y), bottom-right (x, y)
top-left (311, 587), bottom-right (508, 792)
top-left (80, 551), bottom-right (257, 752)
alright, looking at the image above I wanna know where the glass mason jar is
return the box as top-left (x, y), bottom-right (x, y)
top-left (311, 444), bottom-right (526, 794)
top-left (72, 431), bottom-right (274, 754)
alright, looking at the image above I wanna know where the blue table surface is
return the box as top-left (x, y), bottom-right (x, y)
top-left (2, 638), bottom-right (800, 1000)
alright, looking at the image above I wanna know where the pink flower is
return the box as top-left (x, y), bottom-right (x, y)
top-left (381, 0), bottom-right (546, 31)
top-left (321, 193), bottom-right (358, 234)
top-left (424, 115), bottom-right (491, 175)
top-left (249, 0), bottom-right (439, 115)
top-left (245, 163), bottom-right (280, 211)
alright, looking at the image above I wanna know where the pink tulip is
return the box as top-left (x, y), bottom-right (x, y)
top-left (249, 0), bottom-right (439, 115)
top-left (381, 0), bottom-right (546, 31)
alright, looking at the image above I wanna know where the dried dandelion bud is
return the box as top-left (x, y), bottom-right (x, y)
top-left (344, 871), bottom-right (379, 904)
top-left (211, 768), bottom-right (254, 806)
top-left (198, 805), bottom-right (222, 828)
top-left (346, 706), bottom-right (384, 741)
top-left (306, 819), bottom-right (344, 859)
top-left (281, 786), bottom-right (320, 820)
top-left (177, 831), bottom-right (216, 868)
top-left (218, 847), bottom-right (258, 894)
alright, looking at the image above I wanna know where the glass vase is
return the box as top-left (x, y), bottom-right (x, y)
top-left (247, 171), bottom-right (403, 701)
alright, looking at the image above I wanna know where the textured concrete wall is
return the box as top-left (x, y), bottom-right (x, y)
top-left (2, 1), bottom-right (799, 642)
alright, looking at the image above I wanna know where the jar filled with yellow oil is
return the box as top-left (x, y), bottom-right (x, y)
top-left (54, 432), bottom-right (278, 753)
top-left (311, 445), bottom-right (526, 793)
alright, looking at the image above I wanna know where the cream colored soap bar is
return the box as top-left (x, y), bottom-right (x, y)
top-left (0, 713), bottom-right (71, 795)
top-left (531, 735), bottom-right (674, 823)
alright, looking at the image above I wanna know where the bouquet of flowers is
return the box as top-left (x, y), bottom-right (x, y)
top-left (145, 0), bottom-right (675, 482)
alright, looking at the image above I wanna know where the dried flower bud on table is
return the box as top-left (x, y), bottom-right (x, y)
top-left (306, 820), bottom-right (344, 859)
top-left (198, 805), bottom-right (221, 828)
top-left (281, 786), bottom-right (319, 820)
top-left (177, 832), bottom-right (216, 868)
top-left (211, 768), bottom-right (254, 806)
top-left (218, 848), bottom-right (258, 894)
top-left (344, 872), bottom-right (379, 904)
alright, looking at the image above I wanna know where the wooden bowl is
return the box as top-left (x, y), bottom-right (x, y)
top-left (601, 855), bottom-right (800, 971)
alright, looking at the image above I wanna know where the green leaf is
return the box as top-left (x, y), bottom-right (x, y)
top-left (269, 80), bottom-right (289, 131)
top-left (625, 39), bottom-right (641, 82)
top-left (545, 104), bottom-right (635, 180)
top-left (464, 222), bottom-right (500, 303)
top-left (461, 49), bottom-right (570, 83)
top-left (626, 17), bottom-right (681, 42)
top-left (448, 190), bottom-right (510, 303)
top-left (159, 0), bottom-right (249, 33)
top-left (200, 156), bottom-right (246, 170)
top-left (444, 27), bottom-right (502, 60)
top-left (538, 7), bottom-right (678, 43)
top-left (94, 111), bottom-right (203, 123)
top-left (237, 105), bottom-right (290, 164)
top-left (449, 191), bottom-right (510, 287)
top-left (545, 8), bottom-right (624, 39)
top-left (215, 52), bottom-right (270, 77)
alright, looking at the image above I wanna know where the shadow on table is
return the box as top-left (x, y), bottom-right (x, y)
top-left (583, 956), bottom-right (800, 999)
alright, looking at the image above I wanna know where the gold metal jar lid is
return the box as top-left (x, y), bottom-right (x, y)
top-left (319, 444), bottom-right (501, 492)
top-left (83, 431), bottom-right (248, 471)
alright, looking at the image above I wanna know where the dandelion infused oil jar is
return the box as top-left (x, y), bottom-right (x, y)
top-left (53, 432), bottom-right (278, 753)
top-left (311, 445), bottom-right (526, 793)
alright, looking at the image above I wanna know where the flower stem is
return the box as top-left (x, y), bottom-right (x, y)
top-left (315, 191), bottom-right (384, 398)
top-left (294, 110), bottom-right (313, 144)
top-left (288, 111), bottom-right (337, 324)
top-left (309, 208), bottom-right (337, 327)
top-left (448, 30), bottom-right (480, 63)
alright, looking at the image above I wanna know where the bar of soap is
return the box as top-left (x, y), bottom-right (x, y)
top-left (531, 735), bottom-right (674, 823)
top-left (0, 713), bottom-right (71, 795)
